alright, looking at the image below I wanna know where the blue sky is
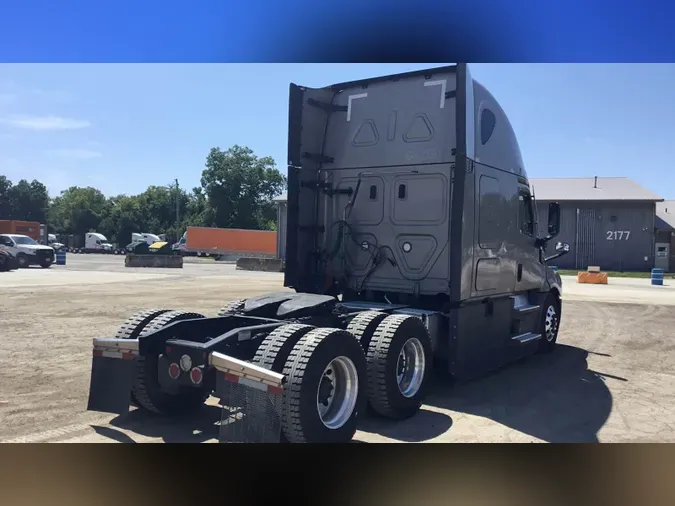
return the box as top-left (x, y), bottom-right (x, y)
top-left (0, 63), bottom-right (674, 198)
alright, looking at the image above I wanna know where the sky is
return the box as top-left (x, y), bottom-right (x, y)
top-left (1, 63), bottom-right (674, 199)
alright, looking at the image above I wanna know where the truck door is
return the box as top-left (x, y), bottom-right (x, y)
top-left (514, 184), bottom-right (545, 292)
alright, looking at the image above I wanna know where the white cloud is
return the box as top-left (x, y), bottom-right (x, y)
top-left (49, 148), bottom-right (102, 159)
top-left (2, 115), bottom-right (91, 131)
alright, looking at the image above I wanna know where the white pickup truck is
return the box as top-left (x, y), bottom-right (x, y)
top-left (0, 233), bottom-right (55, 268)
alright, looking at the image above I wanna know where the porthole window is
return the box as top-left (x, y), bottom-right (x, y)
top-left (480, 108), bottom-right (496, 145)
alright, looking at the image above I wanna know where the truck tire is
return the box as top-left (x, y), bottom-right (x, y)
top-left (252, 324), bottom-right (314, 373)
top-left (366, 314), bottom-right (433, 420)
top-left (116, 308), bottom-right (173, 340)
top-left (16, 253), bottom-right (28, 268)
top-left (114, 308), bottom-right (173, 406)
top-left (281, 328), bottom-right (367, 443)
top-left (251, 324), bottom-right (314, 439)
top-left (347, 311), bottom-right (388, 350)
top-left (133, 310), bottom-right (211, 415)
top-left (537, 293), bottom-right (561, 354)
top-left (217, 299), bottom-right (246, 316)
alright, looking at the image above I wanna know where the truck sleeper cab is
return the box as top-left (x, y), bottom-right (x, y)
top-left (86, 64), bottom-right (570, 444)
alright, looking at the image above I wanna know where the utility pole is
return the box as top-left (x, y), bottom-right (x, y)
top-left (175, 178), bottom-right (180, 233)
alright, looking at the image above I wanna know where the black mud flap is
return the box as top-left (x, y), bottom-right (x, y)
top-left (87, 354), bottom-right (136, 415)
top-left (216, 373), bottom-right (283, 443)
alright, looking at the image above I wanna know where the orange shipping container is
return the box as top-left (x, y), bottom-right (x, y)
top-left (0, 220), bottom-right (41, 241)
top-left (186, 226), bottom-right (277, 256)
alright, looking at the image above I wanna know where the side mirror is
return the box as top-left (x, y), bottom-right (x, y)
top-left (545, 241), bottom-right (570, 263)
top-left (555, 242), bottom-right (570, 253)
top-left (547, 202), bottom-right (561, 238)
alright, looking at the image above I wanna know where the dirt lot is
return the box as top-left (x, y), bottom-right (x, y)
top-left (1, 255), bottom-right (675, 443)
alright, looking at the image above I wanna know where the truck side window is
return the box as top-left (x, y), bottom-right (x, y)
top-left (518, 191), bottom-right (534, 236)
top-left (481, 108), bottom-right (496, 145)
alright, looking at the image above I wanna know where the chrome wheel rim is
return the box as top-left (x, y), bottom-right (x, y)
top-left (316, 356), bottom-right (359, 429)
top-left (396, 338), bottom-right (426, 398)
top-left (545, 305), bottom-right (558, 341)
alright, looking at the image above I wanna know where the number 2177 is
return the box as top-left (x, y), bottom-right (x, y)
top-left (607, 230), bottom-right (630, 240)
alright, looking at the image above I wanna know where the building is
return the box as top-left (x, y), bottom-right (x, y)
top-left (531, 177), bottom-right (663, 271)
top-left (655, 201), bottom-right (675, 272)
top-left (275, 177), bottom-right (665, 272)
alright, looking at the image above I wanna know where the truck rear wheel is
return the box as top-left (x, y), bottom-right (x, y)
top-left (347, 311), bottom-right (388, 350)
top-left (134, 310), bottom-right (211, 415)
top-left (252, 324), bottom-right (314, 373)
top-left (115, 308), bottom-right (173, 406)
top-left (116, 308), bottom-right (172, 340)
top-left (366, 314), bottom-right (432, 420)
top-left (217, 299), bottom-right (246, 316)
top-left (281, 328), bottom-right (367, 443)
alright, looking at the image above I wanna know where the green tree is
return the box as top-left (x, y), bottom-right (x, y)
top-left (200, 145), bottom-right (286, 230)
top-left (0, 177), bottom-right (49, 222)
top-left (0, 175), bottom-right (12, 218)
top-left (49, 186), bottom-right (110, 236)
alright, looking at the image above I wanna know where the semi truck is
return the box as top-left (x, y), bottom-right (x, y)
top-left (172, 227), bottom-right (277, 258)
top-left (86, 64), bottom-right (570, 443)
top-left (70, 232), bottom-right (114, 254)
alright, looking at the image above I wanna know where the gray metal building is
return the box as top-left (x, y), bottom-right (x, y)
top-left (275, 177), bottom-right (664, 272)
top-left (531, 177), bottom-right (663, 271)
top-left (655, 200), bottom-right (675, 272)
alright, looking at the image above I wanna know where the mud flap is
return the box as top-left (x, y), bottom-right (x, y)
top-left (87, 354), bottom-right (136, 415)
top-left (210, 352), bottom-right (285, 443)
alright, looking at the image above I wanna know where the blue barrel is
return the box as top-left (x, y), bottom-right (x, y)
top-left (550, 266), bottom-right (558, 272)
top-left (55, 250), bottom-right (66, 266)
top-left (651, 268), bottom-right (664, 286)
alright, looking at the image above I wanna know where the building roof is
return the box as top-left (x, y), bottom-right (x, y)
top-left (656, 200), bottom-right (675, 231)
top-left (530, 177), bottom-right (662, 202)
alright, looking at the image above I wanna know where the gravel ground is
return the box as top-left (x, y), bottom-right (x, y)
top-left (1, 255), bottom-right (674, 443)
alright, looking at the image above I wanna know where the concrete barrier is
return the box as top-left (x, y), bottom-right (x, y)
top-left (236, 257), bottom-right (284, 272)
top-left (125, 254), bottom-right (183, 268)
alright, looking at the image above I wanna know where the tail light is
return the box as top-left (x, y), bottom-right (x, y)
top-left (168, 363), bottom-right (181, 380)
top-left (190, 367), bottom-right (203, 385)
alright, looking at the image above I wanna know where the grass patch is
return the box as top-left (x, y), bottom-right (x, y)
top-left (556, 269), bottom-right (675, 279)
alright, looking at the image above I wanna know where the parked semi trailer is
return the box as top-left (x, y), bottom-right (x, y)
top-left (172, 227), bottom-right (277, 258)
top-left (0, 220), bottom-right (41, 241)
top-left (87, 64), bottom-right (570, 443)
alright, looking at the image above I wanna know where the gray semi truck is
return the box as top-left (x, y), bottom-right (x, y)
top-left (86, 64), bottom-right (570, 443)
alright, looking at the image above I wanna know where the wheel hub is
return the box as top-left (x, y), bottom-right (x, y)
top-left (545, 305), bottom-right (558, 341)
top-left (316, 356), bottom-right (359, 430)
top-left (396, 338), bottom-right (426, 398)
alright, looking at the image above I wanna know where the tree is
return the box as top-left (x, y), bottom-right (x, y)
top-left (0, 175), bottom-right (12, 218)
top-left (0, 176), bottom-right (50, 222)
top-left (200, 145), bottom-right (286, 230)
top-left (49, 186), bottom-right (110, 236)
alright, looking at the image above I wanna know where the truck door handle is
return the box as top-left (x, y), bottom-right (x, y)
top-left (517, 263), bottom-right (523, 281)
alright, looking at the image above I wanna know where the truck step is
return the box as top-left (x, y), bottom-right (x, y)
top-left (511, 332), bottom-right (541, 344)
top-left (514, 304), bottom-right (540, 315)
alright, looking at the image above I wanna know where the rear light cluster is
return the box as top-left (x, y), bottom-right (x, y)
top-left (167, 357), bottom-right (203, 385)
